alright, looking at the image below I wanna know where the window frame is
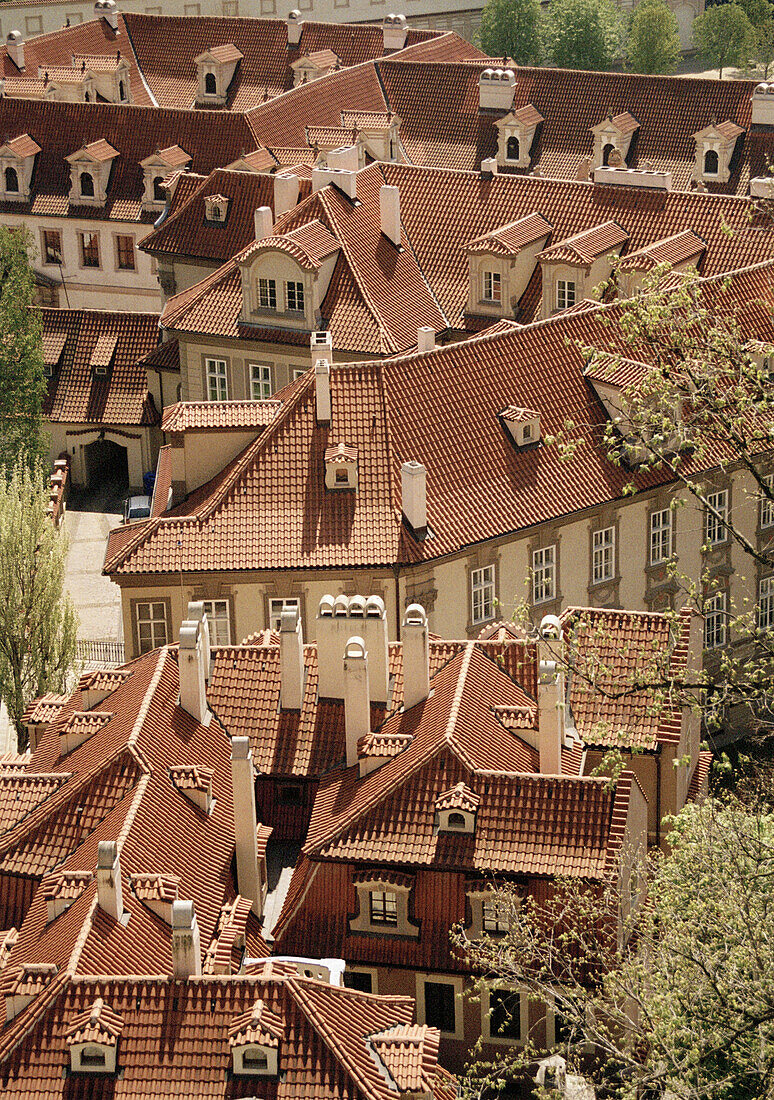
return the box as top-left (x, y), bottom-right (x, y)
top-left (760, 474), bottom-right (774, 531)
top-left (205, 357), bottom-right (228, 402)
top-left (556, 279), bottom-right (576, 311)
top-left (79, 230), bottom-right (101, 269)
top-left (115, 233), bottom-right (136, 272)
top-left (704, 489), bottom-right (728, 548)
top-left (591, 526), bottom-right (615, 585)
top-left (759, 576), bottom-right (774, 632)
top-left (482, 896), bottom-right (510, 935)
top-left (703, 148), bottom-right (719, 177)
top-left (704, 590), bottom-right (727, 650)
top-left (343, 967), bottom-right (378, 993)
top-left (202, 598), bottom-right (231, 646)
top-left (285, 280), bottom-right (305, 313)
top-left (42, 228), bottom-right (63, 266)
top-left (249, 362), bottom-right (273, 401)
top-left (416, 974), bottom-right (464, 1039)
top-left (4, 165), bottom-right (19, 195)
top-left (532, 544), bottom-right (556, 605)
top-left (135, 600), bottom-right (169, 655)
top-left (482, 987), bottom-right (528, 1046)
top-left (649, 507), bottom-right (673, 565)
top-left (257, 277), bottom-right (277, 310)
top-left (471, 564), bottom-right (496, 625)
top-left (268, 597), bottom-right (300, 632)
top-left (506, 135), bottom-right (520, 161)
top-left (369, 889), bottom-right (399, 927)
top-left (482, 269), bottom-right (502, 304)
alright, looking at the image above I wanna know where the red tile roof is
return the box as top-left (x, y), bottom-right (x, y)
top-left (161, 400), bottom-right (280, 432)
top-left (537, 220), bottom-right (629, 263)
top-left (466, 212), bottom-right (552, 255)
top-left (618, 229), bottom-right (706, 272)
top-left (246, 218), bottom-right (340, 268)
top-left (65, 995), bottom-right (124, 1044)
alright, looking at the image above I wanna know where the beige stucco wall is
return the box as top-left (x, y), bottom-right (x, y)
top-left (171, 429), bottom-right (259, 495)
top-left (177, 332), bottom-right (312, 403)
top-left (49, 421), bottom-right (157, 488)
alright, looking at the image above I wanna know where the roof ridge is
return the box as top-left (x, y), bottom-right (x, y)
top-left (128, 647), bottom-right (169, 749)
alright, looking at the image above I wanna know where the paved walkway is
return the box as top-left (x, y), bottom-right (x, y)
top-left (64, 483), bottom-right (125, 645)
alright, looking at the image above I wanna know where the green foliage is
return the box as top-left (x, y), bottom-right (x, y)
top-left (0, 462), bottom-right (78, 750)
top-left (0, 226), bottom-right (47, 473)
top-left (692, 2), bottom-right (754, 77)
top-left (627, 0), bottom-right (681, 73)
top-left (477, 0), bottom-right (543, 63)
top-left (543, 0), bottom-right (626, 70)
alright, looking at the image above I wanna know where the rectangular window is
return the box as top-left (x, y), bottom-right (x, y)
top-left (292, 367), bottom-right (307, 379)
top-left (279, 784), bottom-right (303, 806)
top-left (423, 981), bottom-right (457, 1035)
top-left (489, 990), bottom-right (522, 1042)
top-left (471, 565), bottom-right (495, 625)
top-left (483, 270), bottom-right (502, 303)
top-left (556, 280), bottom-right (576, 310)
top-left (369, 890), bottom-right (398, 926)
top-left (25, 15), bottom-right (43, 33)
top-left (286, 280), bottom-right (305, 312)
top-left (136, 601), bottom-right (168, 654)
top-left (759, 577), bottom-right (774, 631)
top-left (268, 597), bottom-right (300, 632)
top-left (250, 363), bottom-right (272, 401)
top-left (483, 898), bottom-right (509, 934)
top-left (761, 475), bottom-right (774, 530)
top-left (206, 358), bottom-right (228, 402)
top-left (704, 591), bottom-right (726, 650)
top-left (116, 234), bottom-right (135, 271)
top-left (79, 231), bottom-right (100, 268)
top-left (705, 489), bottom-right (728, 547)
top-left (258, 278), bottom-right (277, 310)
top-left (202, 599), bottom-right (230, 646)
top-left (222, 0), bottom-right (238, 12)
top-left (649, 508), bottom-right (672, 565)
top-left (592, 526), bottom-right (615, 585)
top-left (343, 970), bottom-right (373, 993)
top-left (532, 545), bottom-right (556, 605)
top-left (43, 229), bottom-right (62, 265)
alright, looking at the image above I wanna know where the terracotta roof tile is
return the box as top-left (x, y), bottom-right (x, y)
top-left (618, 229), bottom-right (706, 272)
top-left (161, 400), bottom-right (280, 432)
top-left (466, 212), bottom-right (552, 255)
top-left (20, 693), bottom-right (69, 726)
top-left (244, 218), bottom-right (340, 268)
top-left (435, 782), bottom-right (480, 812)
top-left (0, 772), bottom-right (70, 836)
top-left (370, 1024), bottom-right (440, 1093)
top-left (4, 133), bottom-right (41, 157)
top-left (538, 220), bottom-right (629, 263)
top-left (65, 995), bottom-right (124, 1044)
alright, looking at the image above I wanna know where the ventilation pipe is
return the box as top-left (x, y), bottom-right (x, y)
top-left (401, 461), bottom-right (427, 533)
top-left (274, 173), bottom-right (300, 217)
top-left (254, 205), bottom-right (273, 240)
top-left (537, 614), bottom-right (565, 775)
top-left (379, 184), bottom-right (401, 247)
top-left (344, 637), bottom-right (370, 767)
top-left (96, 841), bottom-right (124, 922)
top-left (6, 31), bottom-right (24, 71)
top-left (280, 605), bottom-right (305, 710)
top-left (230, 737), bottom-right (262, 916)
top-left (417, 326), bottom-right (435, 353)
top-left (402, 604), bottom-right (429, 709)
top-left (171, 900), bottom-right (202, 979)
top-left (286, 8), bottom-right (304, 45)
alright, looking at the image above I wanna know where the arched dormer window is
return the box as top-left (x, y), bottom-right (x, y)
top-left (84, 91), bottom-right (91, 102)
top-left (204, 71), bottom-right (217, 95)
top-left (153, 176), bottom-right (166, 202)
top-left (4, 166), bottom-right (19, 193)
top-left (506, 136), bottom-right (520, 161)
top-left (447, 811), bottom-right (467, 829)
top-left (119, 79), bottom-right (126, 101)
top-left (704, 148), bottom-right (719, 176)
top-left (602, 142), bottom-right (615, 167)
top-left (80, 172), bottom-right (95, 198)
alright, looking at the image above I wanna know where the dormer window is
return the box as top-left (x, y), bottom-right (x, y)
top-left (704, 149), bottom-right (719, 176)
top-left (204, 71), bottom-right (216, 95)
top-left (153, 176), bottom-right (166, 201)
top-left (495, 103), bottom-right (543, 169)
top-left (194, 44), bottom-right (243, 105)
top-left (0, 134), bottom-right (41, 202)
top-left (692, 120), bottom-right (744, 184)
top-left (285, 280), bottom-right (304, 312)
top-left (506, 136), bottom-right (520, 162)
top-left (140, 146), bottom-right (191, 210)
top-left (258, 277), bottom-right (277, 309)
top-left (229, 999), bottom-right (282, 1077)
top-left (66, 997), bottom-right (123, 1074)
top-left (351, 872), bottom-right (419, 937)
top-left (325, 443), bottom-right (358, 490)
top-left (66, 140), bottom-right (119, 207)
top-left (370, 889), bottom-right (398, 925)
top-left (483, 270), bottom-right (502, 303)
top-left (591, 112), bottom-right (639, 170)
top-left (602, 142), bottom-right (615, 166)
top-left (118, 79), bottom-right (126, 101)
top-left (436, 782), bottom-right (479, 834)
top-left (500, 406), bottom-right (541, 448)
top-left (80, 171), bottom-right (95, 198)
top-left (4, 166), bottom-right (19, 193)
top-left (557, 279), bottom-right (575, 310)
top-left (204, 194), bottom-right (229, 223)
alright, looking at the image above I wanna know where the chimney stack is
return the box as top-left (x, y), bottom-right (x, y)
top-left (417, 326), bottom-right (435, 353)
top-left (478, 68), bottom-right (516, 111)
top-left (344, 637), bottom-right (370, 768)
top-left (274, 173), bottom-right (300, 217)
top-left (178, 614), bottom-right (211, 727)
top-left (280, 605), bottom-right (305, 710)
top-left (328, 145), bottom-right (360, 172)
top-left (379, 185), bottom-right (401, 247)
top-left (401, 461), bottom-right (427, 533)
top-left (230, 737), bottom-right (263, 916)
top-left (481, 157), bottom-right (498, 178)
top-left (402, 604), bottom-right (429, 710)
top-left (6, 32), bottom-right (24, 71)
top-left (254, 205), bottom-right (273, 240)
top-left (315, 359), bottom-right (331, 423)
top-left (286, 8), bottom-right (304, 46)
top-left (171, 900), bottom-right (201, 979)
top-left (312, 167), bottom-right (358, 200)
top-left (537, 615), bottom-right (564, 775)
top-left (382, 12), bottom-right (408, 51)
top-left (99, 0), bottom-right (120, 31)
top-left (96, 841), bottom-right (124, 922)
top-left (186, 600), bottom-right (210, 679)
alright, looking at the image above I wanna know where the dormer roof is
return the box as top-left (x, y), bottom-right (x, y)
top-left (40, 869), bottom-right (92, 905)
top-left (693, 119), bottom-right (745, 142)
top-left (227, 147), bottom-right (278, 173)
top-left (583, 351), bottom-right (649, 390)
top-left (293, 48), bottom-right (340, 73)
top-left (466, 212), bottom-right (551, 256)
top-left (324, 442), bottom-right (358, 463)
top-left (72, 53), bottom-right (127, 72)
top-left (65, 997), bottom-right (124, 1046)
top-left (66, 138), bottom-right (119, 164)
top-left (618, 229), bottom-right (706, 272)
top-left (0, 962), bottom-right (58, 999)
top-left (241, 219), bottom-right (339, 269)
top-left (228, 999), bottom-right (285, 1047)
top-left (370, 1024), bottom-right (440, 1094)
top-left (592, 110), bottom-right (639, 135)
top-left (537, 220), bottom-right (628, 264)
top-left (496, 103), bottom-right (544, 129)
top-left (77, 668), bottom-right (131, 694)
top-left (168, 763), bottom-right (214, 792)
top-left (195, 43), bottom-right (244, 65)
top-left (130, 872), bottom-right (180, 903)
top-left (141, 144), bottom-right (191, 169)
top-left (435, 782), bottom-right (480, 813)
top-left (341, 109), bottom-right (397, 130)
top-left (1, 133), bottom-right (41, 158)
top-left (499, 404), bottom-right (539, 422)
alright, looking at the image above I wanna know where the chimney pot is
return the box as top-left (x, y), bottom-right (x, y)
top-left (171, 900), bottom-right (202, 979)
top-left (402, 603), bottom-right (429, 710)
top-left (344, 636), bottom-right (370, 768)
top-left (328, 144), bottom-right (360, 172)
top-left (382, 12), bottom-right (408, 51)
top-left (254, 205), bottom-right (273, 240)
top-left (96, 840), bottom-right (124, 922)
top-left (417, 326), bottom-right (435, 353)
top-left (401, 461), bottom-right (427, 533)
top-left (379, 184), bottom-right (401, 246)
top-left (286, 8), bottom-right (304, 46)
top-left (274, 173), bottom-right (299, 217)
top-left (280, 606), bottom-right (305, 710)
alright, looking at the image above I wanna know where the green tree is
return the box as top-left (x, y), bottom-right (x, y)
top-left (0, 462), bottom-right (78, 751)
top-left (692, 2), bottom-right (754, 78)
top-left (477, 0), bottom-right (543, 64)
top-left (627, 0), bottom-right (681, 73)
top-left (543, 0), bottom-right (626, 70)
top-left (0, 226), bottom-right (47, 472)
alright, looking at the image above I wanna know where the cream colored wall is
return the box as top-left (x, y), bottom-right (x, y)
top-left (177, 429), bottom-right (258, 493)
top-left (177, 333), bottom-right (311, 403)
top-left (51, 423), bottom-right (151, 488)
top-left (242, 251), bottom-right (316, 331)
top-left (166, 258), bottom-right (216, 297)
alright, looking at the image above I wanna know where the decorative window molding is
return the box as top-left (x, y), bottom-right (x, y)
top-left (481, 987), bottom-right (528, 1046)
top-left (692, 121), bottom-right (743, 185)
top-left (350, 873), bottom-right (419, 937)
top-left (415, 974), bottom-right (464, 1039)
top-left (139, 146), bottom-right (191, 210)
top-left (703, 590), bottom-right (727, 650)
top-left (495, 103), bottom-right (543, 169)
top-left (471, 564), bottom-right (496, 625)
top-left (204, 194), bottom-right (229, 223)
top-left (466, 882), bottom-right (517, 937)
top-left (590, 112), bottom-right (639, 169)
top-left (66, 141), bottom-right (119, 207)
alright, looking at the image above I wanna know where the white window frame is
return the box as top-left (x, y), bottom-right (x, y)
top-left (556, 279), bottom-right (576, 311)
top-left (592, 526), bottom-right (615, 585)
top-left (268, 597), bottom-right (300, 632)
top-left (649, 508), bottom-right (673, 565)
top-left (415, 974), bottom-right (464, 1040)
top-left (285, 280), bottom-right (305, 312)
top-left (249, 363), bottom-right (272, 401)
top-left (206, 358), bottom-right (228, 402)
top-left (471, 564), bottom-right (495, 625)
top-left (292, 367), bottom-right (307, 380)
top-left (705, 489), bottom-right (728, 547)
top-left (258, 277), bottom-right (277, 310)
top-left (481, 986), bottom-right (528, 1046)
top-left (482, 270), bottom-right (502, 304)
top-left (759, 577), bottom-right (774, 631)
top-left (369, 889), bottom-right (398, 927)
top-left (761, 474), bottom-right (774, 530)
top-left (202, 599), bottom-right (231, 646)
top-left (532, 545), bottom-right (556, 605)
top-left (704, 591), bottom-right (726, 650)
top-left (136, 601), bottom-right (168, 654)
top-left (350, 880), bottom-right (419, 937)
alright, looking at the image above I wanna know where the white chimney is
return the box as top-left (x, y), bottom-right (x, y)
top-left (315, 359), bottom-right (331, 423)
top-left (230, 737), bottom-right (263, 916)
top-left (280, 605), bottom-right (304, 710)
top-left (6, 32), bottom-right (24, 71)
top-left (417, 326), bottom-right (435, 353)
top-left (312, 167), bottom-right (357, 200)
top-left (287, 8), bottom-right (304, 45)
top-left (481, 157), bottom-right (498, 177)
top-left (478, 68), bottom-right (516, 111)
top-left (171, 900), bottom-right (202, 979)
top-left (274, 173), bottom-right (300, 217)
top-left (178, 617), bottom-right (211, 727)
top-left (186, 600), bottom-right (210, 680)
top-left (537, 615), bottom-right (564, 775)
top-left (344, 637), bottom-right (370, 768)
top-left (401, 461), bottom-right (427, 533)
top-left (311, 329), bottom-right (332, 365)
top-left (96, 841), bottom-right (124, 922)
top-left (360, 596), bottom-right (389, 703)
top-left (328, 145), bottom-right (360, 172)
top-left (402, 603), bottom-right (429, 710)
top-left (379, 184), bottom-right (401, 247)
top-left (254, 205), bottom-right (273, 240)
top-left (100, 0), bottom-right (119, 31)
top-left (752, 82), bottom-right (774, 127)
top-left (383, 12), bottom-right (408, 51)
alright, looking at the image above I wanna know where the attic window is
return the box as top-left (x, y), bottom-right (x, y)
top-left (243, 1048), bottom-right (269, 1070)
top-left (4, 166), bottom-right (19, 193)
top-left (447, 812), bottom-right (467, 829)
top-left (80, 172), bottom-right (95, 198)
top-left (500, 406), bottom-right (541, 448)
top-left (704, 149), bottom-right (719, 176)
top-left (436, 782), bottom-right (479, 834)
top-left (81, 1047), bottom-right (106, 1067)
top-left (205, 194), bottom-right (229, 223)
top-left (153, 176), bottom-right (166, 202)
top-left (204, 71), bottom-right (217, 94)
top-left (602, 143), bottom-right (614, 167)
top-left (324, 443), bottom-right (358, 491)
top-left (506, 136), bottom-right (519, 162)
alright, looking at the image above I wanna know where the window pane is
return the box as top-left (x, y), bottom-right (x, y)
top-left (269, 597), bottom-right (299, 631)
top-left (343, 971), bottom-right (373, 993)
top-left (137, 602), bottom-right (167, 653)
top-left (649, 509), bottom-right (672, 564)
top-left (705, 490), bottom-right (728, 547)
top-left (370, 890), bottom-right (398, 925)
top-left (424, 981), bottom-right (456, 1033)
top-left (43, 230), bottom-right (62, 264)
top-left (532, 545), bottom-right (556, 604)
top-left (592, 526), bottom-right (614, 584)
top-left (206, 358), bottom-right (228, 402)
top-left (202, 599), bottom-right (230, 645)
top-left (250, 363), bottom-right (272, 401)
top-left (471, 565), bottom-right (495, 624)
top-left (286, 281), bottom-right (304, 311)
top-left (258, 278), bottom-right (277, 309)
top-left (759, 577), bottom-right (774, 631)
top-left (761, 475), bottom-right (774, 530)
top-left (490, 990), bottom-right (522, 1041)
top-left (80, 232), bottom-right (100, 268)
top-left (116, 234), bottom-right (135, 271)
top-left (557, 280), bottom-right (576, 310)
top-left (704, 592), bottom-right (726, 649)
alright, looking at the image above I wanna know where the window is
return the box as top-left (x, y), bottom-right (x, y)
top-left (136, 601), bottom-right (168, 654)
top-left (592, 526), bottom-right (615, 585)
top-left (759, 577), bottom-right (774, 631)
top-left (556, 280), bottom-right (576, 310)
top-left (447, 811), bottom-right (466, 829)
top-left (79, 231), bottom-right (100, 268)
top-left (222, 0), bottom-right (239, 13)
top-left (4, 166), bottom-right (18, 194)
top-left (204, 71), bottom-right (217, 95)
top-left (269, 597), bottom-right (299, 631)
top-left (202, 599), bottom-right (230, 645)
top-left (79, 171), bottom-right (95, 198)
top-left (369, 890), bottom-right (398, 926)
top-left (286, 280), bottom-right (305, 312)
top-left (153, 175), bottom-right (166, 202)
top-left (705, 489), bottom-right (728, 547)
top-left (471, 564), bottom-right (495, 624)
top-left (649, 508), bottom-right (672, 565)
top-left (81, 1046), bottom-right (107, 1067)
top-left (258, 278), bottom-right (277, 310)
top-left (423, 981), bottom-right (457, 1035)
top-left (704, 591), bottom-right (726, 650)
top-left (119, 79), bottom-right (127, 101)
top-left (483, 270), bottom-right (502, 303)
top-left (43, 229), bottom-right (62, 265)
top-left (206, 358), bottom-right (228, 402)
top-left (483, 897), bottom-right (509, 934)
top-left (116, 235), bottom-right (135, 271)
top-left (602, 142), bottom-right (615, 166)
top-left (25, 15), bottom-right (43, 32)
top-left (489, 990), bottom-right (522, 1041)
top-left (343, 970), bottom-right (374, 993)
top-left (250, 363), bottom-right (272, 401)
top-left (242, 1049), bottom-right (268, 1070)
top-left (293, 367), bottom-right (307, 379)
top-left (703, 148), bottom-right (719, 176)
top-left (761, 475), bottom-right (774, 530)
top-left (532, 545), bottom-right (556, 605)
top-left (506, 135), bottom-right (520, 161)
top-left (279, 784), bottom-right (303, 805)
